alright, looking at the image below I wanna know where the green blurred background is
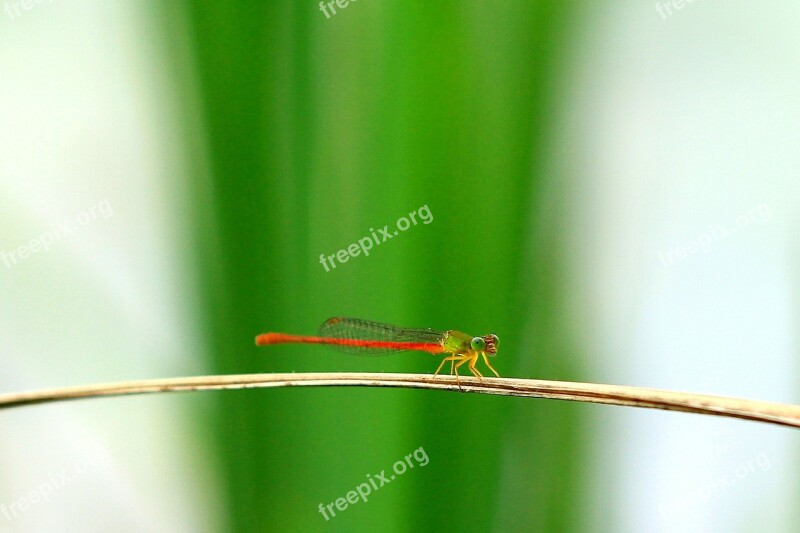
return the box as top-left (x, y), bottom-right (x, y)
top-left (2, 1), bottom-right (799, 532)
top-left (175, 2), bottom-right (585, 531)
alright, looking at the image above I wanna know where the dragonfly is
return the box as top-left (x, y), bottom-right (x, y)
top-left (255, 317), bottom-right (500, 380)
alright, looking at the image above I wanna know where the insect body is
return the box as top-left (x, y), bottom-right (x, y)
top-left (256, 317), bottom-right (500, 379)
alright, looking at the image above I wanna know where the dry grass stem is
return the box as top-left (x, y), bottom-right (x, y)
top-left (0, 373), bottom-right (798, 429)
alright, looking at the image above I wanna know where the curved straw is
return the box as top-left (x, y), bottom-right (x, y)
top-left (0, 373), bottom-right (798, 428)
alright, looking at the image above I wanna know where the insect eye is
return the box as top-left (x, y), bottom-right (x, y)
top-left (470, 337), bottom-right (486, 351)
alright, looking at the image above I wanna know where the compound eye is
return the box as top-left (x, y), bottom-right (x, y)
top-left (470, 337), bottom-right (486, 351)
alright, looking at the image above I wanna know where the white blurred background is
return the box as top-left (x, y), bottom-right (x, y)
top-left (0, 1), bottom-right (798, 532)
top-left (567, 2), bottom-right (800, 532)
top-left (0, 2), bottom-right (220, 531)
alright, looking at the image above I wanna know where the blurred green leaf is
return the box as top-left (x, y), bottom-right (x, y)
top-left (167, 1), bottom-right (587, 531)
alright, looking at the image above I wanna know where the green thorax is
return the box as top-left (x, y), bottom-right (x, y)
top-left (441, 330), bottom-right (473, 354)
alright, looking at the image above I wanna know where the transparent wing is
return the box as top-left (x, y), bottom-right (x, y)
top-left (318, 317), bottom-right (445, 355)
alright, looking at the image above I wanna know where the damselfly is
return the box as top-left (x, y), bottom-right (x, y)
top-left (255, 317), bottom-right (499, 379)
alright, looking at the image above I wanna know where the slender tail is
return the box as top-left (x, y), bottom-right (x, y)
top-left (255, 332), bottom-right (444, 353)
top-left (256, 333), bottom-right (329, 346)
